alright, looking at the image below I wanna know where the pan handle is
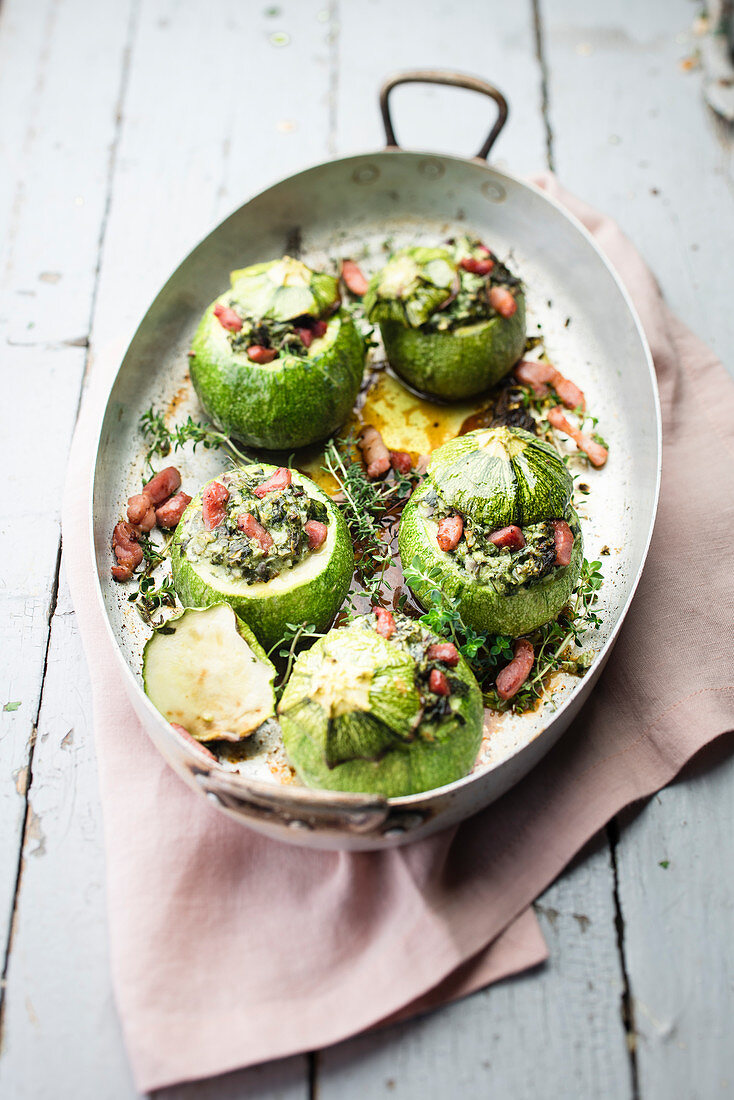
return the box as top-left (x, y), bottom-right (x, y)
top-left (379, 70), bottom-right (509, 161)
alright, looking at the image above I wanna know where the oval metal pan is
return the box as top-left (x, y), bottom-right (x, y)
top-left (91, 78), bottom-right (661, 851)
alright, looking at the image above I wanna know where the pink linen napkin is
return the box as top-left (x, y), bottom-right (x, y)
top-left (62, 176), bottom-right (734, 1091)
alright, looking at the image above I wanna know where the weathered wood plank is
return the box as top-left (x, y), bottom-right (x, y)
top-left (319, 1), bottom-right (633, 1093)
top-left (0, 578), bottom-right (138, 1099)
top-left (0, 0), bottom-right (136, 987)
top-left (318, 841), bottom-right (632, 1099)
top-left (1, 0), bottom-right (331, 1095)
top-left (542, 0), bottom-right (734, 368)
top-left (92, 0), bottom-right (338, 350)
top-left (332, 0), bottom-right (547, 176)
top-left (614, 754), bottom-right (734, 1100)
top-left (542, 1), bottom-right (734, 1096)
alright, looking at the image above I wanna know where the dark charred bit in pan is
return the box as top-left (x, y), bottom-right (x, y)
top-left (284, 226), bottom-right (302, 258)
top-left (492, 381), bottom-right (537, 433)
top-left (458, 378), bottom-right (537, 437)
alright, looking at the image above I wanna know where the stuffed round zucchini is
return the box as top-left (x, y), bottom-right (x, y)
top-left (189, 257), bottom-right (365, 450)
top-left (363, 236), bottom-right (526, 400)
top-left (170, 463), bottom-right (354, 650)
top-left (399, 426), bottom-right (583, 636)
top-left (278, 611), bottom-right (483, 797)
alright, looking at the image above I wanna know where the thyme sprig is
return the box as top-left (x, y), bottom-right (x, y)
top-left (402, 556), bottom-right (515, 684)
top-left (403, 555), bottom-right (604, 714)
top-left (267, 621), bottom-right (326, 700)
top-left (321, 437), bottom-right (421, 606)
top-left (487, 558), bottom-right (603, 713)
top-left (139, 408), bottom-right (251, 471)
top-left (127, 532), bottom-right (178, 626)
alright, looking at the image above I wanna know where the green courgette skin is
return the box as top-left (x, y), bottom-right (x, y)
top-left (399, 484), bottom-right (583, 637)
top-left (189, 307), bottom-right (365, 451)
top-left (379, 292), bottom-right (526, 401)
top-left (279, 623), bottom-right (484, 798)
top-left (426, 425), bottom-right (573, 528)
top-left (142, 603), bottom-right (277, 742)
top-left (170, 470), bottom-right (354, 651)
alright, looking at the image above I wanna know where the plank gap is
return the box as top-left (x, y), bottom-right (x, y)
top-left (531, 0), bottom-right (555, 172)
top-left (0, 0), bottom-right (141, 1051)
top-left (0, 537), bottom-right (61, 1046)
top-left (607, 818), bottom-right (641, 1100)
top-left (308, 1049), bottom-right (320, 1100)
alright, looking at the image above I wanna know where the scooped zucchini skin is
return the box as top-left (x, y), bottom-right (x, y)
top-left (399, 484), bottom-right (583, 637)
top-left (279, 621), bottom-right (484, 798)
top-left (170, 468), bottom-right (354, 651)
top-left (189, 306), bottom-right (365, 451)
top-left (379, 292), bottom-right (526, 401)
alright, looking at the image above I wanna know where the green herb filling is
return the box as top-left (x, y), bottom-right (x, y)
top-left (425, 487), bottom-right (577, 596)
top-left (423, 236), bottom-right (522, 334)
top-left (180, 468), bottom-right (328, 584)
top-left (226, 312), bottom-right (323, 359)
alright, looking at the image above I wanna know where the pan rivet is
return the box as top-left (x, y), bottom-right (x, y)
top-left (353, 164), bottom-right (379, 185)
top-left (481, 180), bottom-right (506, 203)
top-left (418, 158), bottom-right (444, 180)
top-left (288, 819), bottom-right (312, 831)
top-left (382, 826), bottom-right (405, 838)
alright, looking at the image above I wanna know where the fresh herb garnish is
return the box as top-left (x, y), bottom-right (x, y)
top-left (321, 436), bottom-right (420, 606)
top-left (139, 408), bottom-right (251, 471)
top-left (127, 532), bottom-right (178, 626)
top-left (128, 573), bottom-right (178, 626)
top-left (404, 555), bottom-right (604, 714)
top-left (3, 701), bottom-right (21, 712)
top-left (267, 621), bottom-right (326, 700)
top-left (403, 556), bottom-right (514, 683)
top-left (485, 558), bottom-right (604, 713)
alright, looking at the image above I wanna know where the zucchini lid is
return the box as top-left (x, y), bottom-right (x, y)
top-left (278, 617), bottom-right (484, 796)
top-left (278, 624), bottom-right (424, 769)
top-left (228, 256), bottom-right (339, 322)
top-left (364, 246), bottom-right (458, 328)
top-left (143, 603), bottom-right (276, 742)
top-left (427, 426), bottom-right (573, 527)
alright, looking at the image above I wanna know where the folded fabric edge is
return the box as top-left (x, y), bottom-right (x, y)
top-left (379, 904), bottom-right (549, 1028)
top-left (130, 698), bottom-right (734, 1092)
top-left (132, 909), bottom-right (548, 1093)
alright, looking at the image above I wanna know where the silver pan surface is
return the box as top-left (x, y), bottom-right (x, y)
top-left (91, 73), bottom-right (661, 850)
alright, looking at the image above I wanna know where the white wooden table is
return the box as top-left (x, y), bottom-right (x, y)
top-left (1, 1), bottom-right (732, 1096)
